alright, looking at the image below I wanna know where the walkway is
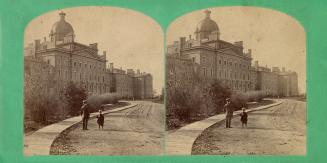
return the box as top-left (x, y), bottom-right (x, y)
top-left (24, 102), bottom-right (137, 156)
top-left (166, 100), bottom-right (282, 155)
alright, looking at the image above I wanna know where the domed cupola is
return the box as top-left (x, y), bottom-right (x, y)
top-left (194, 10), bottom-right (220, 40)
top-left (49, 12), bottom-right (75, 42)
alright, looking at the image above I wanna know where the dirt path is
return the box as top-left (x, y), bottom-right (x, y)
top-left (192, 99), bottom-right (306, 155)
top-left (50, 101), bottom-right (164, 155)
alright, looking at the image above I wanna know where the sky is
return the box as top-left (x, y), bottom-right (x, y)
top-left (167, 7), bottom-right (306, 94)
top-left (24, 6), bottom-right (164, 95)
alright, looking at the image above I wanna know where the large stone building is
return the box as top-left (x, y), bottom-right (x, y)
top-left (24, 12), bottom-right (153, 99)
top-left (167, 10), bottom-right (298, 97)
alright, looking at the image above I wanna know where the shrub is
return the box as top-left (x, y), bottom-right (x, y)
top-left (166, 118), bottom-right (181, 130)
top-left (243, 91), bottom-right (266, 102)
top-left (230, 93), bottom-right (248, 111)
top-left (64, 82), bottom-right (88, 116)
top-left (87, 93), bottom-right (122, 112)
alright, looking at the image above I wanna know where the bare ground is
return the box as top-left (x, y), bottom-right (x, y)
top-left (192, 99), bottom-right (306, 155)
top-left (50, 101), bottom-right (164, 155)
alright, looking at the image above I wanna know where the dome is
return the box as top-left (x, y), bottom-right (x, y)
top-left (50, 12), bottom-right (74, 42)
top-left (194, 10), bottom-right (219, 40)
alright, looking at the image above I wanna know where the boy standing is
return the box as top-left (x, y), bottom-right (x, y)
top-left (240, 107), bottom-right (248, 128)
top-left (97, 109), bottom-right (104, 130)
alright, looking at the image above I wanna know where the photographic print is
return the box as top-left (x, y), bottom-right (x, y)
top-left (23, 6), bottom-right (164, 156)
top-left (166, 7), bottom-right (306, 155)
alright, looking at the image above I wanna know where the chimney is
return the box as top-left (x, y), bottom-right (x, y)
top-left (110, 63), bottom-right (114, 70)
top-left (189, 35), bottom-right (192, 40)
top-left (43, 37), bottom-right (46, 42)
top-left (34, 39), bottom-right (41, 50)
top-left (248, 49), bottom-right (252, 54)
top-left (272, 67), bottom-right (280, 73)
top-left (282, 67), bottom-right (285, 72)
top-left (254, 60), bottom-right (259, 69)
top-left (89, 43), bottom-right (98, 50)
top-left (179, 37), bottom-right (186, 49)
top-left (127, 69), bottom-right (135, 75)
top-left (137, 69), bottom-right (140, 74)
top-left (234, 41), bottom-right (243, 47)
top-left (103, 51), bottom-right (106, 55)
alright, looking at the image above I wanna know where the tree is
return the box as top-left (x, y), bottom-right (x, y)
top-left (64, 82), bottom-right (87, 116)
top-left (208, 80), bottom-right (232, 113)
top-left (24, 58), bottom-right (58, 126)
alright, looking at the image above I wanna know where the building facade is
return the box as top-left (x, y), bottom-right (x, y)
top-left (167, 10), bottom-right (299, 97)
top-left (24, 12), bottom-right (153, 99)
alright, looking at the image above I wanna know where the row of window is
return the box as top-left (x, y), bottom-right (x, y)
top-left (202, 67), bottom-right (251, 80)
top-left (74, 72), bottom-right (105, 83)
top-left (73, 61), bottom-right (106, 72)
top-left (222, 80), bottom-right (252, 91)
top-left (218, 60), bottom-right (250, 70)
top-left (199, 56), bottom-right (250, 70)
top-left (58, 69), bottom-right (106, 83)
top-left (82, 83), bottom-right (108, 94)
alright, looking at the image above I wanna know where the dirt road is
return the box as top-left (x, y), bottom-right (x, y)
top-left (192, 99), bottom-right (306, 155)
top-left (51, 101), bottom-right (164, 155)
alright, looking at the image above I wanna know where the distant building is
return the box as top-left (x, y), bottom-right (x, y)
top-left (167, 9), bottom-right (299, 97)
top-left (24, 12), bottom-right (153, 99)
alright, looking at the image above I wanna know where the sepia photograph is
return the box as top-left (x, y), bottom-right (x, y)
top-left (166, 7), bottom-right (306, 155)
top-left (23, 6), bottom-right (164, 156)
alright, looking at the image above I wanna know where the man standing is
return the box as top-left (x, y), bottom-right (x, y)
top-left (224, 98), bottom-right (233, 128)
top-left (81, 100), bottom-right (90, 130)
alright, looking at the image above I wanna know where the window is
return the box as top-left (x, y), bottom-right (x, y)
top-left (192, 57), bottom-right (195, 62)
top-left (74, 62), bottom-right (76, 67)
top-left (219, 60), bottom-right (221, 64)
top-left (202, 56), bottom-right (206, 64)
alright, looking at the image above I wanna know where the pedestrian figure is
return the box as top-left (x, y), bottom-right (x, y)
top-left (240, 107), bottom-right (248, 128)
top-left (81, 100), bottom-right (90, 130)
top-left (224, 98), bottom-right (233, 128)
top-left (97, 109), bottom-right (104, 130)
